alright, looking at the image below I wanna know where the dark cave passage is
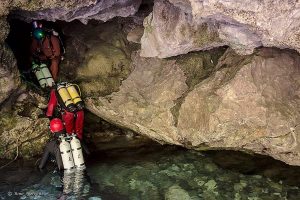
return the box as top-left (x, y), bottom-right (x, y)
top-left (5, 17), bottom-right (67, 86)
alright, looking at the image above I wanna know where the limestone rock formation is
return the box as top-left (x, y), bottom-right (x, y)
top-left (0, 0), bottom-right (299, 167)
top-left (8, 0), bottom-right (142, 24)
top-left (141, 0), bottom-right (300, 58)
top-left (0, 44), bottom-right (20, 106)
top-left (87, 48), bottom-right (300, 165)
top-left (140, 0), bottom-right (225, 58)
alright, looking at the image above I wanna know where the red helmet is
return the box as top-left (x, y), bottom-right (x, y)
top-left (49, 118), bottom-right (64, 133)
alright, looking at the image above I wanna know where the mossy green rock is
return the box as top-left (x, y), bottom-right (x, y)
top-left (0, 91), bottom-right (49, 159)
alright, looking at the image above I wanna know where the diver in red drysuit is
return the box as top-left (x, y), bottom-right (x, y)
top-left (46, 88), bottom-right (84, 140)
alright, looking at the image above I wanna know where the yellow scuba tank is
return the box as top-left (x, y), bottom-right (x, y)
top-left (66, 83), bottom-right (84, 110)
top-left (57, 82), bottom-right (76, 112)
top-left (32, 62), bottom-right (47, 88)
top-left (39, 63), bottom-right (55, 87)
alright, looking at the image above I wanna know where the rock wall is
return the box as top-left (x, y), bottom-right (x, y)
top-left (86, 48), bottom-right (300, 165)
top-left (0, 44), bottom-right (20, 106)
top-left (141, 0), bottom-right (300, 58)
top-left (140, 0), bottom-right (225, 58)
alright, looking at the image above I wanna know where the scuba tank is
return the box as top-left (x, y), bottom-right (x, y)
top-left (57, 83), bottom-right (77, 112)
top-left (66, 83), bottom-right (84, 110)
top-left (39, 63), bottom-right (55, 87)
top-left (32, 62), bottom-right (47, 88)
top-left (70, 135), bottom-right (85, 169)
top-left (59, 136), bottom-right (75, 170)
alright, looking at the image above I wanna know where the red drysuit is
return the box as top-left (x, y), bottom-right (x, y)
top-left (46, 89), bottom-right (84, 140)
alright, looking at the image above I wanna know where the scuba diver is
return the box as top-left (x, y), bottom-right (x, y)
top-left (30, 21), bottom-right (61, 82)
top-left (39, 118), bottom-right (86, 170)
top-left (39, 119), bottom-right (90, 199)
top-left (39, 118), bottom-right (64, 170)
top-left (46, 83), bottom-right (85, 140)
top-left (45, 82), bottom-right (90, 155)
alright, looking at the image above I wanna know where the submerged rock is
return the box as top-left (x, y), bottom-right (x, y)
top-left (165, 185), bottom-right (191, 200)
top-left (87, 147), bottom-right (299, 199)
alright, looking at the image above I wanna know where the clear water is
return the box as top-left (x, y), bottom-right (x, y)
top-left (0, 146), bottom-right (299, 200)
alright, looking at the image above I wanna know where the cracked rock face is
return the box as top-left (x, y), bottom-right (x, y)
top-left (141, 0), bottom-right (300, 58)
top-left (87, 48), bottom-right (300, 165)
top-left (9, 0), bottom-right (142, 24)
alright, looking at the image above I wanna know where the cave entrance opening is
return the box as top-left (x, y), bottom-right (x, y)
top-left (5, 16), bottom-right (66, 87)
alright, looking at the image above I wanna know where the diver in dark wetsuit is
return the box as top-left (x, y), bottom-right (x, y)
top-left (39, 118), bottom-right (65, 170)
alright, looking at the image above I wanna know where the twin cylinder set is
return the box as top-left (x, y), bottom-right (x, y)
top-left (32, 63), bottom-right (55, 88)
top-left (57, 82), bottom-right (84, 112)
top-left (60, 135), bottom-right (85, 170)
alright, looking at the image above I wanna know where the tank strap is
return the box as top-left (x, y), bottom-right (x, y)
top-left (32, 66), bottom-right (39, 72)
top-left (37, 77), bottom-right (47, 81)
top-left (39, 65), bottom-right (48, 69)
top-left (63, 98), bottom-right (73, 104)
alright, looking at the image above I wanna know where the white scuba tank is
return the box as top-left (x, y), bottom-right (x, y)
top-left (40, 63), bottom-right (55, 87)
top-left (70, 135), bottom-right (85, 169)
top-left (59, 136), bottom-right (75, 170)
